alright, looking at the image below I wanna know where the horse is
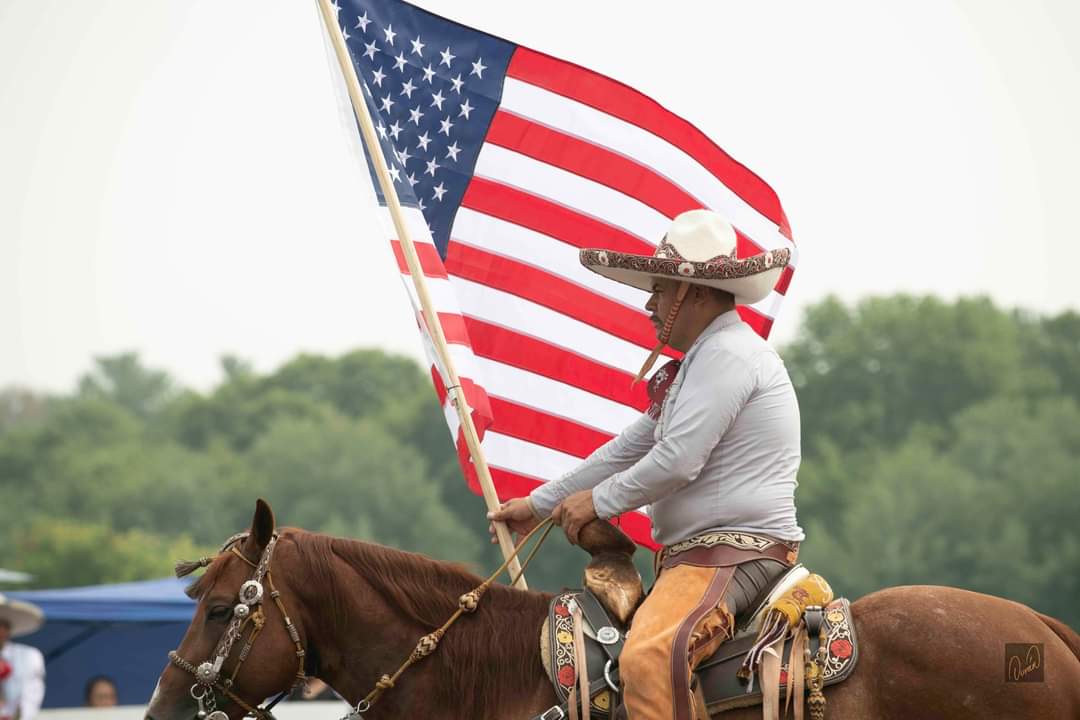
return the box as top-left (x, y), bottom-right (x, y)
top-left (146, 500), bottom-right (1080, 719)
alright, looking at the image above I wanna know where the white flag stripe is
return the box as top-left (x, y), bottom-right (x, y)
top-left (749, 289), bottom-right (786, 321)
top-left (451, 208), bottom-right (649, 310)
top-left (481, 431), bottom-right (584, 477)
top-left (442, 397), bottom-right (462, 438)
top-left (387, 271), bottom-right (485, 388)
top-left (412, 300), bottom-right (453, 386)
top-left (443, 276), bottom-right (653, 371)
top-left (439, 399), bottom-right (588, 484)
top-left (444, 350), bottom-right (641, 434)
top-left (501, 78), bottom-right (796, 259)
top-left (397, 263), bottom-right (649, 404)
top-left (441, 340), bottom-right (641, 432)
top-left (399, 206), bottom-right (435, 242)
top-left (379, 206), bottom-right (442, 254)
top-left (474, 144), bottom-right (669, 246)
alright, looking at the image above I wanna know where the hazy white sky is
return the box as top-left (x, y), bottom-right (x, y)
top-left (2, 0), bottom-right (1078, 392)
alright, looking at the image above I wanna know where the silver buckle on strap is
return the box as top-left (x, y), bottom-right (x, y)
top-left (538, 706), bottom-right (566, 720)
top-left (595, 626), bottom-right (620, 645)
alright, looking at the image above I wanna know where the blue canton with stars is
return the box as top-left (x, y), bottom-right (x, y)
top-left (336, 0), bottom-right (514, 257)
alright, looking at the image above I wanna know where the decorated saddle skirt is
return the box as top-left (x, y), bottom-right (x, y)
top-left (540, 591), bottom-right (621, 717)
top-left (539, 592), bottom-right (859, 718)
top-left (697, 598), bottom-right (859, 714)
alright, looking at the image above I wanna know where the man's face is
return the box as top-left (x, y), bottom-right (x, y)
top-left (645, 277), bottom-right (700, 348)
top-left (644, 278), bottom-right (680, 337)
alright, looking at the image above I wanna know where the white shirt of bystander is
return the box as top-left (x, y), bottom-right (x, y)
top-left (0, 641), bottom-right (45, 720)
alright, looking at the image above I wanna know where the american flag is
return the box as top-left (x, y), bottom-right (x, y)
top-left (329, 0), bottom-right (796, 548)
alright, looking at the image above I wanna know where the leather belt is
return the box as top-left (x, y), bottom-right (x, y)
top-left (659, 531), bottom-right (799, 571)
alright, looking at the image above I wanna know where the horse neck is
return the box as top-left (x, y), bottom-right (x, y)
top-left (292, 534), bottom-right (556, 719)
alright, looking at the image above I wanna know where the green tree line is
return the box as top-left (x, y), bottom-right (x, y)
top-left (1, 295), bottom-right (1078, 627)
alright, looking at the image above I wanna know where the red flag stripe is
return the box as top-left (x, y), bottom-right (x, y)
top-left (483, 115), bottom-right (775, 265)
top-left (461, 177), bottom-right (654, 256)
top-left (390, 240), bottom-right (448, 279)
top-left (434, 310), bottom-right (643, 433)
top-left (507, 47), bottom-right (789, 236)
top-left (445, 241), bottom-right (661, 352)
top-left (487, 110), bottom-right (701, 220)
top-left (438, 311), bottom-right (650, 409)
top-left (737, 307), bottom-right (774, 337)
top-left (429, 364), bottom-right (494, 429)
top-left (487, 397), bottom-right (613, 459)
top-left (606, 510), bottom-right (659, 551)
top-left (439, 322), bottom-right (647, 432)
top-left (775, 266), bottom-right (795, 296)
top-left (442, 314), bottom-right (651, 412)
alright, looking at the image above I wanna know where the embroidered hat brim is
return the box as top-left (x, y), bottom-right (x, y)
top-left (579, 246), bottom-right (790, 306)
top-left (0, 594), bottom-right (44, 637)
top-left (578, 209), bottom-right (791, 306)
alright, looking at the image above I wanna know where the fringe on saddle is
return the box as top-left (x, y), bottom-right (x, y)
top-left (739, 573), bottom-right (834, 720)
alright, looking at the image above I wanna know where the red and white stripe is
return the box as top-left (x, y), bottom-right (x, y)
top-left (386, 48), bottom-right (795, 549)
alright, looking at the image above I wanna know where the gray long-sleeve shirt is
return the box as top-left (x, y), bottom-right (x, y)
top-left (529, 310), bottom-right (804, 546)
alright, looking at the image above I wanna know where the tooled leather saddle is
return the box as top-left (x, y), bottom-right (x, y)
top-left (534, 524), bottom-right (859, 720)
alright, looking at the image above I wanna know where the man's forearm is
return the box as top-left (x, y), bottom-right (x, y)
top-left (529, 461), bottom-right (611, 516)
top-left (529, 413), bottom-right (657, 516)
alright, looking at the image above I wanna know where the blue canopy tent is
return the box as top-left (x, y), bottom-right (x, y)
top-left (8, 578), bottom-right (195, 707)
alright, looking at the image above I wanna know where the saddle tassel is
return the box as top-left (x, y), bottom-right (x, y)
top-left (759, 642), bottom-right (782, 720)
top-left (571, 605), bottom-right (591, 720)
top-left (789, 624), bottom-right (807, 720)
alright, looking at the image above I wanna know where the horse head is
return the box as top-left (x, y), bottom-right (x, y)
top-left (146, 499), bottom-right (310, 720)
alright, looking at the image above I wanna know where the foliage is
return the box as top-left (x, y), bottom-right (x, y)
top-left (0, 351), bottom-right (483, 588)
top-left (2, 296), bottom-right (1078, 630)
top-left (10, 519), bottom-right (208, 588)
top-left (788, 296), bottom-right (1080, 626)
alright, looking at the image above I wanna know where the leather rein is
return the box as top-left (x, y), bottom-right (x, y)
top-left (168, 532), bottom-right (306, 720)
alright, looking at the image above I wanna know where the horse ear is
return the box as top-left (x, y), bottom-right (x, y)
top-left (251, 498), bottom-right (276, 548)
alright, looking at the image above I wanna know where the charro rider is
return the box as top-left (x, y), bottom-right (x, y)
top-left (490, 209), bottom-right (803, 720)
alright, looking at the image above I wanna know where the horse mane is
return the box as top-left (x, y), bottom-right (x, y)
top-left (291, 530), bottom-right (551, 719)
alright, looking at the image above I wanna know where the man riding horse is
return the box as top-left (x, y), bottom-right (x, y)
top-left (491, 209), bottom-right (800, 720)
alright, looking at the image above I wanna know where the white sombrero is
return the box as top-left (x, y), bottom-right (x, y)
top-left (0, 593), bottom-right (44, 637)
top-left (579, 209), bottom-right (789, 305)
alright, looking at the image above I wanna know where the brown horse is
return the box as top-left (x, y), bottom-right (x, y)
top-left (147, 500), bottom-right (1080, 719)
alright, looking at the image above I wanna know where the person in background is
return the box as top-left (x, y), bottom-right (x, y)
top-left (0, 595), bottom-right (45, 720)
top-left (83, 676), bottom-right (118, 708)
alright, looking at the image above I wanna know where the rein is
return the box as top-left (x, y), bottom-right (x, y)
top-left (346, 517), bottom-right (556, 719)
top-left (168, 532), bottom-right (306, 720)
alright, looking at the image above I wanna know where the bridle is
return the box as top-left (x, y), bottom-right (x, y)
top-left (168, 517), bottom-right (555, 720)
top-left (168, 532), bottom-right (306, 720)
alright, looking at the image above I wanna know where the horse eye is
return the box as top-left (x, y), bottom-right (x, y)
top-left (207, 605), bottom-right (233, 622)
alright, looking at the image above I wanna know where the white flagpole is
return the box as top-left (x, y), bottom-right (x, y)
top-left (315, 0), bottom-right (527, 589)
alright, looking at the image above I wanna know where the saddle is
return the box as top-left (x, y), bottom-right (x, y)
top-left (535, 524), bottom-right (859, 720)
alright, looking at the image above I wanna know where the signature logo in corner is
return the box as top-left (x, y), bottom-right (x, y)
top-left (1005, 643), bottom-right (1044, 682)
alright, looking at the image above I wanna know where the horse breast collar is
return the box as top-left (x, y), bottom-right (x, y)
top-left (168, 532), bottom-right (306, 720)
